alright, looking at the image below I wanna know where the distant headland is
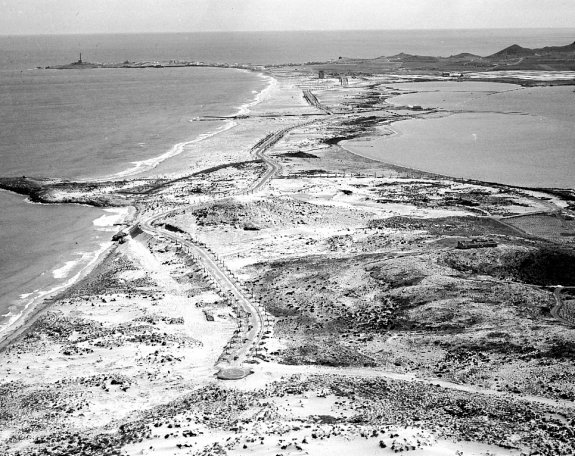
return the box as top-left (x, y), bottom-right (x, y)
top-left (43, 40), bottom-right (575, 75)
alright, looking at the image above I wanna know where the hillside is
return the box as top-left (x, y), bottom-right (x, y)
top-left (311, 40), bottom-right (575, 75)
top-left (488, 40), bottom-right (575, 59)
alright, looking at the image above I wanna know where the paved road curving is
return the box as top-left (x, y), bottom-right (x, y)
top-left (137, 119), bottom-right (318, 377)
top-left (140, 216), bottom-right (264, 370)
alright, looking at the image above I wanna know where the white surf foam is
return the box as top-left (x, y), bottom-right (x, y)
top-left (0, 240), bottom-right (113, 341)
top-left (236, 72), bottom-right (277, 117)
top-left (81, 70), bottom-right (276, 182)
top-left (52, 260), bottom-right (79, 279)
top-left (93, 207), bottom-right (130, 229)
top-left (0, 207), bottom-right (124, 338)
top-left (101, 119), bottom-right (238, 180)
top-left (105, 72), bottom-right (275, 180)
top-left (53, 207), bottom-right (130, 280)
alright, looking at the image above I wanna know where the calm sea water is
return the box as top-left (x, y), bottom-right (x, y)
top-left (1, 67), bottom-right (264, 179)
top-left (2, 29), bottom-right (575, 69)
top-left (1, 29), bottom-right (574, 336)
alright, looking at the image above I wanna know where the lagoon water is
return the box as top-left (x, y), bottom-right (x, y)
top-left (344, 82), bottom-right (575, 189)
top-left (1, 29), bottom-right (575, 335)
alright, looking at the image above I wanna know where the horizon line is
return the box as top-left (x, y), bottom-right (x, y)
top-left (1, 26), bottom-right (574, 38)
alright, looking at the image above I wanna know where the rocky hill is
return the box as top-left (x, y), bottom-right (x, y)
top-left (488, 41), bottom-right (575, 59)
top-left (312, 40), bottom-right (575, 75)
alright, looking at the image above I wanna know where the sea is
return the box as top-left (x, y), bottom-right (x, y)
top-left (1, 28), bottom-right (574, 337)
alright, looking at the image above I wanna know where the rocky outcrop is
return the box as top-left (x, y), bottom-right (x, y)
top-left (0, 176), bottom-right (131, 208)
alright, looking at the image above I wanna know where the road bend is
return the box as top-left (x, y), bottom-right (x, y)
top-left (137, 119), bottom-right (320, 376)
top-left (551, 286), bottom-right (575, 327)
top-left (139, 215), bottom-right (267, 369)
top-left (246, 119), bottom-right (321, 193)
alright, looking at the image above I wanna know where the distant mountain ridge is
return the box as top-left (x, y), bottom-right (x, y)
top-left (384, 40), bottom-right (575, 62)
top-left (488, 41), bottom-right (575, 59)
top-left (374, 40), bottom-right (575, 72)
top-left (312, 39), bottom-right (575, 83)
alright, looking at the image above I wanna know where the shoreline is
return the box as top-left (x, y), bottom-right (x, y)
top-left (0, 205), bottom-right (135, 351)
top-left (82, 69), bottom-right (275, 182)
top-left (0, 70), bottom-right (571, 353)
top-left (0, 245), bottom-right (118, 353)
top-left (0, 69), bottom-right (277, 351)
top-left (339, 82), bottom-right (575, 192)
top-left (340, 139), bottom-right (575, 196)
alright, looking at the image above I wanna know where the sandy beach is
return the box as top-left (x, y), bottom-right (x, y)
top-left (1, 67), bottom-right (575, 456)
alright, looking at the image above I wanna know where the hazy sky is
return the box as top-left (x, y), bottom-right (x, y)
top-left (1, 0), bottom-right (574, 35)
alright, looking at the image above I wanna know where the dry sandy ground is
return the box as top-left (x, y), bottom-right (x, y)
top-left (0, 236), bottom-right (235, 429)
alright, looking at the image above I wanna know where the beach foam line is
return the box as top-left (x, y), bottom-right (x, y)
top-left (79, 70), bottom-right (276, 183)
top-left (52, 246), bottom-right (108, 280)
top-left (93, 207), bottom-right (131, 228)
top-left (236, 72), bottom-right (277, 117)
top-left (0, 239), bottom-right (113, 342)
top-left (0, 205), bottom-right (132, 343)
top-left (52, 259), bottom-right (79, 279)
top-left (52, 208), bottom-right (131, 280)
top-left (1, 304), bottom-right (19, 318)
top-left (100, 118), bottom-right (238, 181)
